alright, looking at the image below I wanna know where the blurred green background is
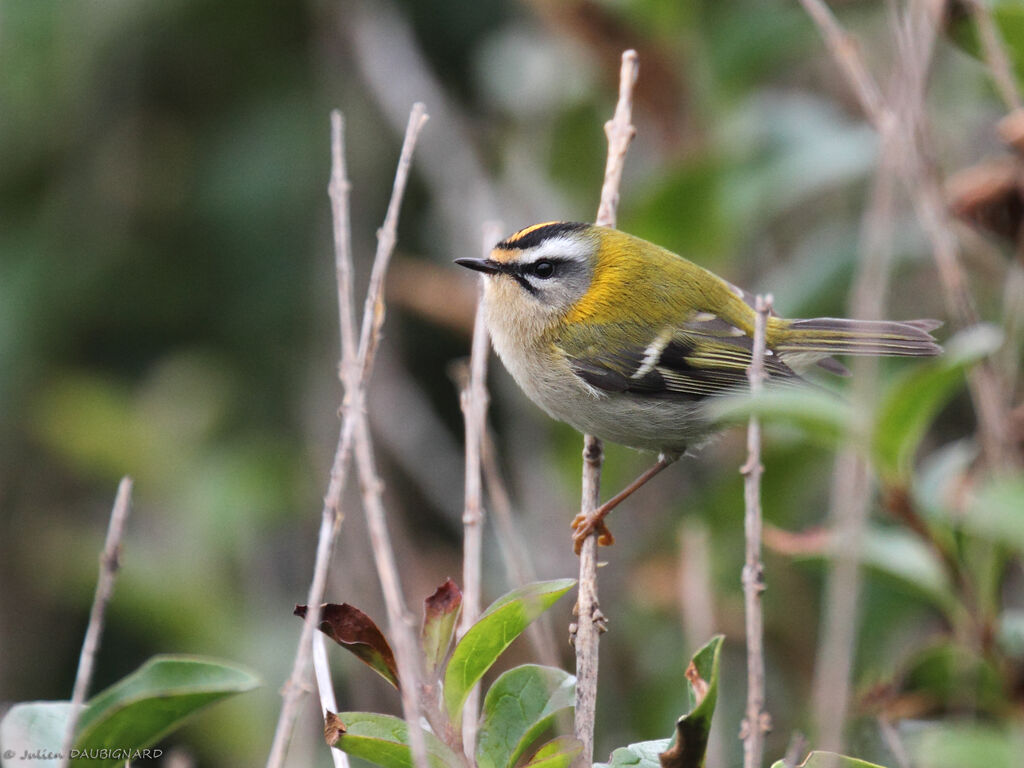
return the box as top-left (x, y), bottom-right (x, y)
top-left (2, 0), bottom-right (1022, 766)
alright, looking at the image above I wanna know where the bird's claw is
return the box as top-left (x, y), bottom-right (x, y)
top-left (571, 512), bottom-right (615, 554)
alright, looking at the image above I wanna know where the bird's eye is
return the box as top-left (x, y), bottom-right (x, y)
top-left (532, 260), bottom-right (556, 278)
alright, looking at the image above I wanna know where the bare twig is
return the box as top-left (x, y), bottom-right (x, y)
top-left (877, 716), bottom-right (912, 768)
top-left (781, 732), bottom-right (807, 768)
top-left (573, 49), bottom-right (640, 768)
top-left (796, 0), bottom-right (1014, 471)
top-left (740, 296), bottom-right (771, 768)
top-left (267, 104), bottom-right (429, 768)
top-left (59, 477), bottom-right (133, 768)
top-left (966, 0), bottom-right (1022, 112)
top-left (457, 223), bottom-right (500, 758)
top-left (796, 0), bottom-right (890, 128)
top-left (346, 104), bottom-right (432, 768)
top-left (312, 633), bottom-right (350, 768)
top-left (812, 133), bottom-right (901, 751)
top-left (482, 430), bottom-right (562, 669)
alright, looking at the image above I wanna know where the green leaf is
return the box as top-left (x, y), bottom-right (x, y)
top-left (295, 603), bottom-right (400, 689)
top-left (595, 738), bottom-right (671, 768)
top-left (1, 702), bottom-right (74, 768)
top-left (775, 523), bottom-right (953, 613)
top-left (421, 579), bottom-right (463, 678)
top-left (900, 642), bottom-right (1006, 716)
top-left (0, 657), bottom-right (258, 768)
top-left (708, 387), bottom-right (855, 447)
top-left (872, 325), bottom-right (1003, 482)
top-left (654, 635), bottom-right (724, 768)
top-left (963, 474), bottom-right (1024, 552)
top-left (946, 1), bottom-right (1024, 84)
top-left (521, 735), bottom-right (583, 768)
top-left (443, 579), bottom-right (575, 725)
top-left (328, 711), bottom-right (462, 768)
top-left (477, 665), bottom-right (575, 768)
top-left (907, 723), bottom-right (1024, 768)
top-left (770, 751), bottom-right (888, 768)
top-left (858, 527), bottom-right (954, 613)
top-left (73, 656), bottom-right (259, 766)
top-left (596, 637), bottom-right (724, 768)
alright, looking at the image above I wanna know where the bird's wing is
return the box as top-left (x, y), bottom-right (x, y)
top-left (724, 279), bottom-right (850, 376)
top-left (559, 316), bottom-right (801, 400)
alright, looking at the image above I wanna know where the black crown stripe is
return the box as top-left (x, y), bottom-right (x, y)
top-left (496, 221), bottom-right (589, 250)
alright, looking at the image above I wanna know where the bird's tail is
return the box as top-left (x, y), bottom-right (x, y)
top-left (771, 317), bottom-right (943, 357)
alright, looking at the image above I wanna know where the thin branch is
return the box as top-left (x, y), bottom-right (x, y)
top-left (796, 0), bottom-right (891, 128)
top-left (482, 429), bottom-right (562, 669)
top-left (797, 0), bottom-right (1015, 474)
top-left (573, 49), bottom-right (640, 768)
top-left (59, 477), bottom-right (134, 768)
top-left (312, 633), bottom-right (350, 768)
top-left (354, 416), bottom-right (432, 767)
top-left (457, 222), bottom-right (499, 758)
top-left (781, 732), bottom-right (807, 768)
top-left (812, 132), bottom-right (901, 752)
top-left (267, 104), bottom-right (429, 768)
top-left (740, 296), bottom-right (771, 768)
top-left (966, 0), bottom-right (1022, 112)
top-left (346, 104), bottom-right (432, 768)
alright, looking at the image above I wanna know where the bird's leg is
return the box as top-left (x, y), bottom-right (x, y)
top-left (571, 453), bottom-right (676, 554)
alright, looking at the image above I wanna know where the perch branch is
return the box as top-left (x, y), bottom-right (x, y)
top-left (740, 296), bottom-right (772, 768)
top-left (59, 477), bottom-right (134, 768)
top-left (573, 49), bottom-right (639, 768)
top-left (457, 222), bottom-right (499, 758)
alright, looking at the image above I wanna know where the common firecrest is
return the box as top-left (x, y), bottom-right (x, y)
top-left (456, 222), bottom-right (941, 547)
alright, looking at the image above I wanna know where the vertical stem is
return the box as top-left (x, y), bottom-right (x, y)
top-left (812, 137), bottom-right (900, 753)
top-left (267, 104), bottom-right (428, 768)
top-left (59, 477), bottom-right (134, 768)
top-left (312, 633), bottom-right (350, 768)
top-left (458, 223), bottom-right (498, 759)
top-left (573, 49), bottom-right (640, 767)
top-left (741, 296), bottom-right (771, 768)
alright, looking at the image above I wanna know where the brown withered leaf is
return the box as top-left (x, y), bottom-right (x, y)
top-left (324, 711), bottom-right (347, 747)
top-left (295, 603), bottom-right (400, 689)
top-left (946, 158), bottom-right (1024, 245)
top-left (658, 716), bottom-right (706, 768)
top-left (421, 578), bottom-right (462, 677)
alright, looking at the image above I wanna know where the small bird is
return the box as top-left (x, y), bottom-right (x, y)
top-left (456, 222), bottom-right (941, 550)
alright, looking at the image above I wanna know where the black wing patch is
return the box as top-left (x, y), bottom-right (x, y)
top-left (567, 332), bottom-right (802, 401)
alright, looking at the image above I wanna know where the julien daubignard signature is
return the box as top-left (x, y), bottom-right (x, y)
top-left (4, 748), bottom-right (164, 761)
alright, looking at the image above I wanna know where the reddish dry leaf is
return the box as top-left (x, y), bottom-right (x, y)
top-left (295, 603), bottom-right (400, 689)
top-left (421, 578), bottom-right (462, 677)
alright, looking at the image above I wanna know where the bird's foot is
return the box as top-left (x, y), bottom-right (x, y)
top-left (571, 512), bottom-right (615, 554)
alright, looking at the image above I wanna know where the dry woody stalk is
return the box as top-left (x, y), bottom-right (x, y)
top-left (59, 477), bottom-right (134, 768)
top-left (266, 103), bottom-right (429, 768)
top-left (740, 296), bottom-right (771, 768)
top-left (573, 49), bottom-right (640, 768)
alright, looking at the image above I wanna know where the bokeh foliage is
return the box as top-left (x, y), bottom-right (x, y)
top-left (2, 1), bottom-right (1022, 767)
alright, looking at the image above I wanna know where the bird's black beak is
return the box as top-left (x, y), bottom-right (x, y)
top-left (455, 257), bottom-right (503, 275)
